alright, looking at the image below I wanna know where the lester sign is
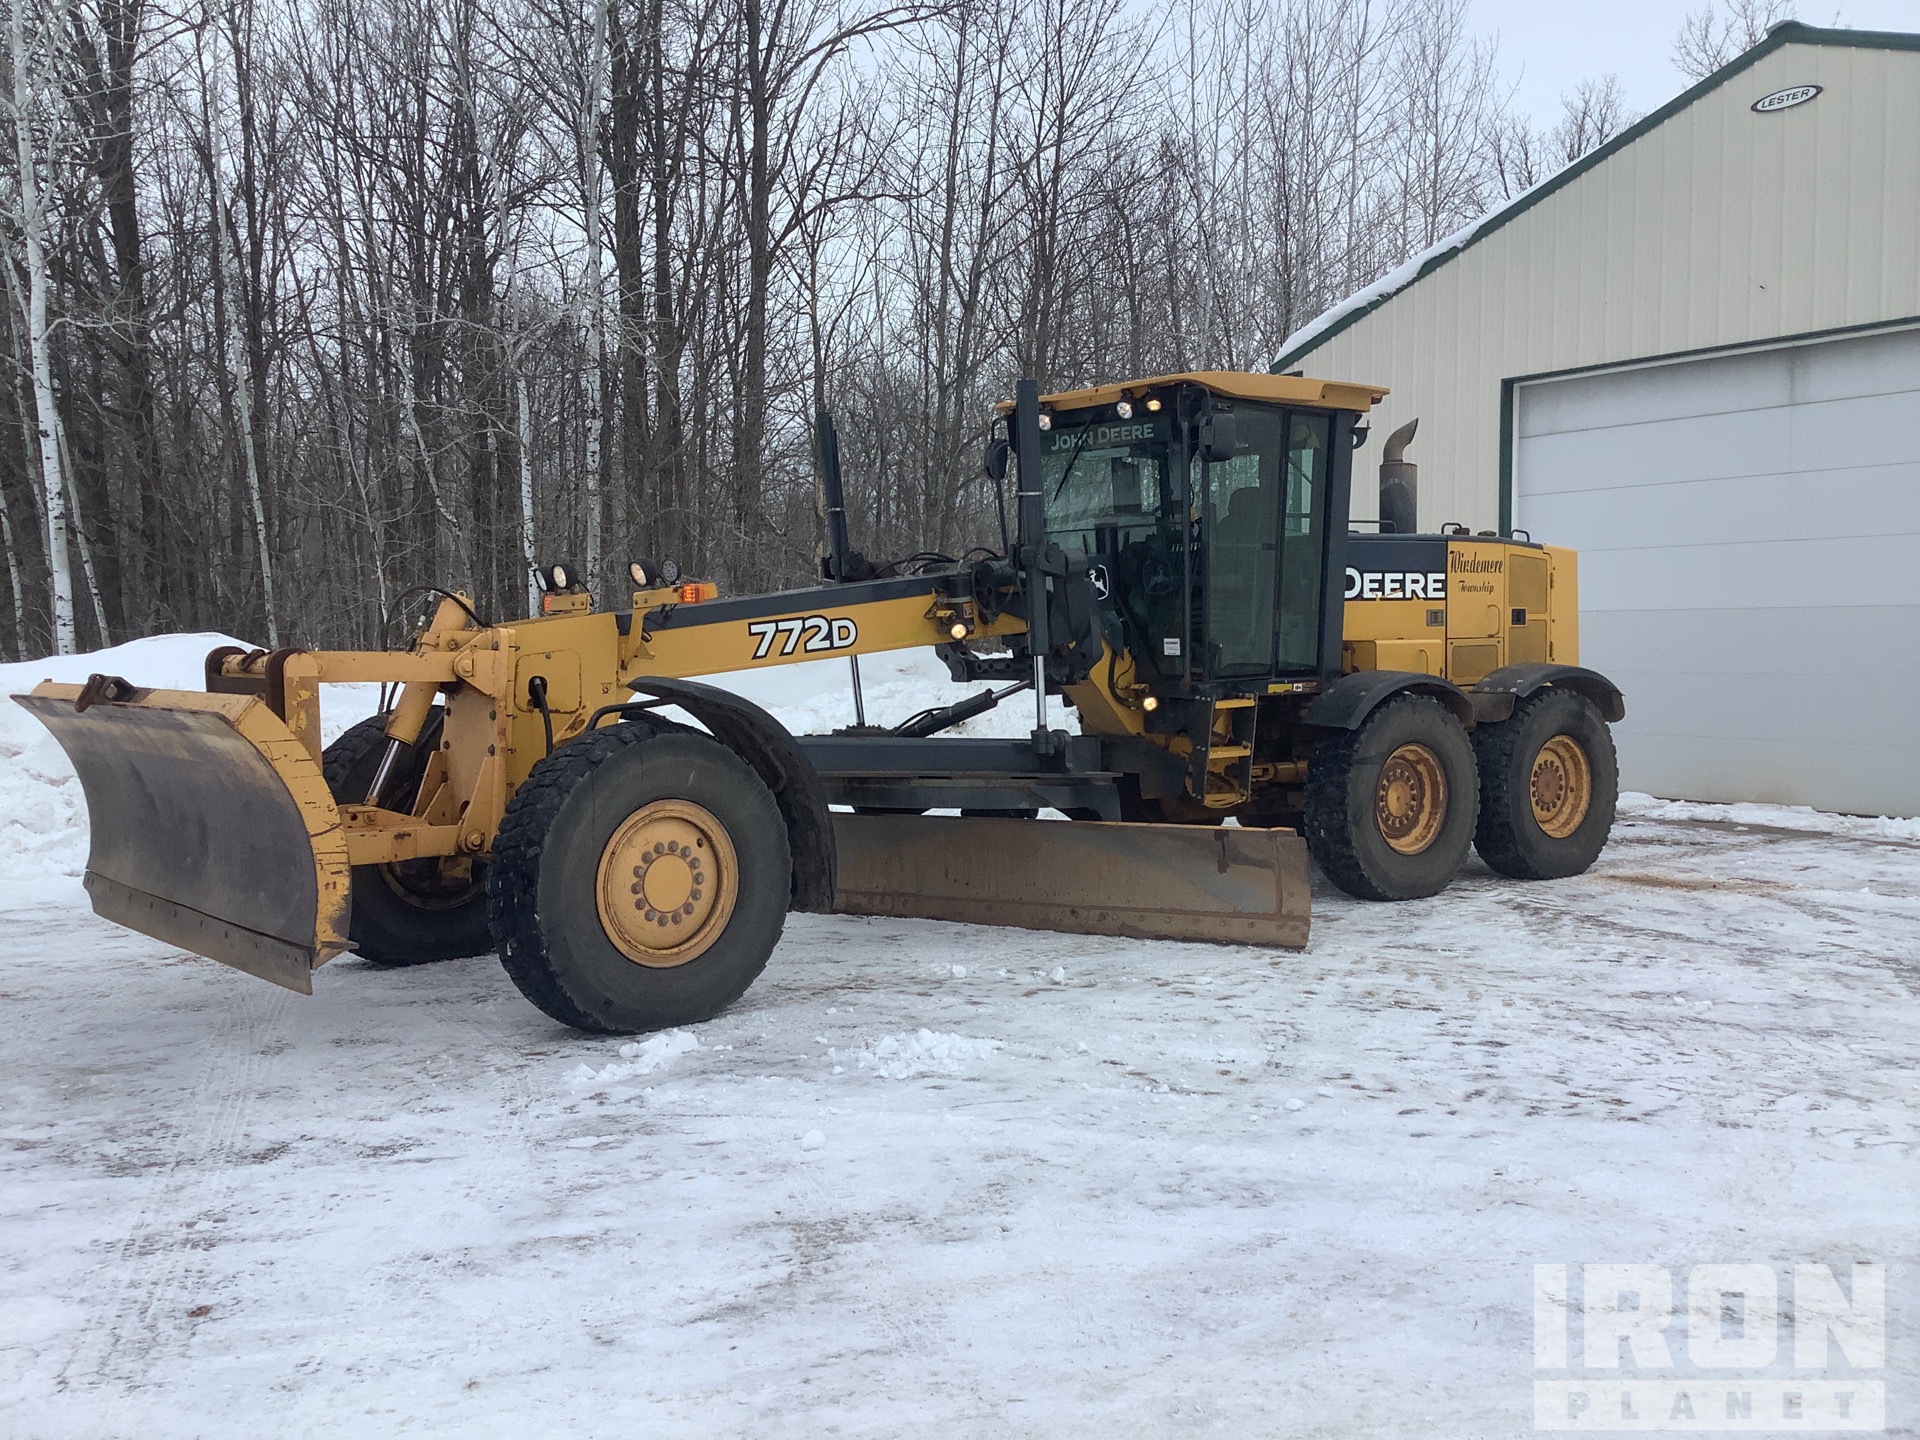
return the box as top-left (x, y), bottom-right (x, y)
top-left (1752, 84), bottom-right (1822, 113)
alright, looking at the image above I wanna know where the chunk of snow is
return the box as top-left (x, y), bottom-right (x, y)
top-left (847, 1029), bottom-right (1003, 1080)
top-left (800, 1129), bottom-right (826, 1151)
top-left (572, 1030), bottom-right (700, 1088)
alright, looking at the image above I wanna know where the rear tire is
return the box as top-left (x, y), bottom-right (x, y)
top-left (1304, 694), bottom-right (1477, 901)
top-left (1472, 689), bottom-right (1617, 880)
top-left (323, 713), bottom-right (494, 966)
top-left (487, 718), bottom-right (791, 1034)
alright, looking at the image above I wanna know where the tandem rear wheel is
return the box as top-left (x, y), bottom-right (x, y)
top-left (486, 718), bottom-right (791, 1034)
top-left (1472, 689), bottom-right (1618, 880)
top-left (1303, 688), bottom-right (1618, 901)
top-left (1304, 694), bottom-right (1478, 901)
top-left (323, 711), bottom-right (494, 966)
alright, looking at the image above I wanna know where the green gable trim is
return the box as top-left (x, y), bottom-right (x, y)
top-left (1271, 22), bottom-right (1920, 374)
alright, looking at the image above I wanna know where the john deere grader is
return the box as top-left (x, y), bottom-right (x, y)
top-left (14, 373), bottom-right (1623, 1034)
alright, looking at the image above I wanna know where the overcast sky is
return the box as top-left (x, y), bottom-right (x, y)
top-left (1470, 0), bottom-right (1920, 125)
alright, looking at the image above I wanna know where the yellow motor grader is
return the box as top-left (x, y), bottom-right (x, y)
top-left (15, 373), bottom-right (1623, 1034)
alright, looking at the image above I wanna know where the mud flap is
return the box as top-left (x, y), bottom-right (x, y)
top-left (830, 814), bottom-right (1310, 948)
top-left (14, 683), bottom-right (353, 992)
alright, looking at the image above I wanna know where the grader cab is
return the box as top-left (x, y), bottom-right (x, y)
top-left (15, 371), bottom-right (1623, 1034)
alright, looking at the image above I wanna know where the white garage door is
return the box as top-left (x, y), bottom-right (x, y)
top-left (1514, 325), bottom-right (1920, 817)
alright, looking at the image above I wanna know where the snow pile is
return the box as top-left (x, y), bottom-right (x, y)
top-left (1619, 791), bottom-right (1920, 843)
top-left (569, 1028), bottom-right (701, 1088)
top-left (689, 647), bottom-right (1072, 740)
top-left (841, 1028), bottom-right (1003, 1079)
top-left (0, 634), bottom-right (377, 884)
top-left (0, 634), bottom-right (256, 880)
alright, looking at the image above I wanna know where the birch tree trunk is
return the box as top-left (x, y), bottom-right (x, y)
top-left (517, 369), bottom-right (539, 616)
top-left (580, 0), bottom-right (609, 589)
top-left (0, 486), bottom-right (25, 660)
top-left (205, 7), bottom-right (279, 643)
top-left (53, 408), bottom-right (111, 642)
top-left (10, 0), bottom-right (76, 654)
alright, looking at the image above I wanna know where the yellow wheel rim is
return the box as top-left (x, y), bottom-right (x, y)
top-left (595, 800), bottom-right (739, 968)
top-left (1375, 743), bottom-right (1447, 855)
top-left (1530, 734), bottom-right (1593, 839)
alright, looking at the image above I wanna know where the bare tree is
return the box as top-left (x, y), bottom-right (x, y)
top-left (0, 0), bottom-right (1600, 656)
top-left (1673, 0), bottom-right (1793, 82)
top-left (1552, 75), bottom-right (1635, 165)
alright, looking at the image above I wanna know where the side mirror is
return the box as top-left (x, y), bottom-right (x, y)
top-left (983, 436), bottom-right (1010, 482)
top-left (1202, 411), bottom-right (1237, 463)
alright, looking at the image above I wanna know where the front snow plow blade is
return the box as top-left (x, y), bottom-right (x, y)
top-left (14, 681), bottom-right (352, 993)
top-left (830, 814), bottom-right (1310, 948)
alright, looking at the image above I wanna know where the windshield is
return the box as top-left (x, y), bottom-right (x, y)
top-left (1040, 415), bottom-right (1171, 541)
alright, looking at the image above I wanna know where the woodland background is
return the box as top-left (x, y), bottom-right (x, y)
top-left (3, 0), bottom-right (1786, 653)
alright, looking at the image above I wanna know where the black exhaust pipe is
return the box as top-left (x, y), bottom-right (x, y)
top-left (1380, 418), bottom-right (1418, 535)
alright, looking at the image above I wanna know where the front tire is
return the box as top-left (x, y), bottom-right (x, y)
top-left (1304, 694), bottom-right (1478, 900)
top-left (487, 719), bottom-right (791, 1034)
top-left (1472, 689), bottom-right (1617, 880)
top-left (323, 712), bottom-right (494, 966)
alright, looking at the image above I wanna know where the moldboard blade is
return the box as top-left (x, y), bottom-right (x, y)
top-left (830, 813), bottom-right (1309, 948)
top-left (14, 684), bottom-right (353, 991)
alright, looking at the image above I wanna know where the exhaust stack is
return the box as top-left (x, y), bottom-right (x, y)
top-left (1380, 418), bottom-right (1418, 535)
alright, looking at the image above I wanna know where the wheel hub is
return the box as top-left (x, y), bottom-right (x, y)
top-left (595, 800), bottom-right (739, 967)
top-left (1375, 742), bottom-right (1447, 855)
top-left (1530, 734), bottom-right (1593, 839)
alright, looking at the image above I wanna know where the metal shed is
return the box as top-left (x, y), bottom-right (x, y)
top-left (1273, 23), bottom-right (1920, 816)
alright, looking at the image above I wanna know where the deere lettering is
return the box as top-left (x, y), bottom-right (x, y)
top-left (1049, 422), bottom-right (1154, 450)
top-left (1346, 568), bottom-right (1447, 601)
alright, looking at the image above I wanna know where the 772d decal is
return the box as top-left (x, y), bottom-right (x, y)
top-left (746, 615), bottom-right (859, 660)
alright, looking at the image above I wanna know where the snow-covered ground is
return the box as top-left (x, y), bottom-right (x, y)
top-left (2, 639), bottom-right (1916, 1436)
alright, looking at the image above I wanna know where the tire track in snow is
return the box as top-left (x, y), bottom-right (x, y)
top-left (71, 977), bottom-right (291, 1411)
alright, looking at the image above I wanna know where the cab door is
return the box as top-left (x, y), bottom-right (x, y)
top-left (1203, 408), bottom-right (1332, 679)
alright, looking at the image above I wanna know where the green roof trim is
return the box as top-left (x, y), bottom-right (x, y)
top-left (1270, 22), bottom-right (1920, 373)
